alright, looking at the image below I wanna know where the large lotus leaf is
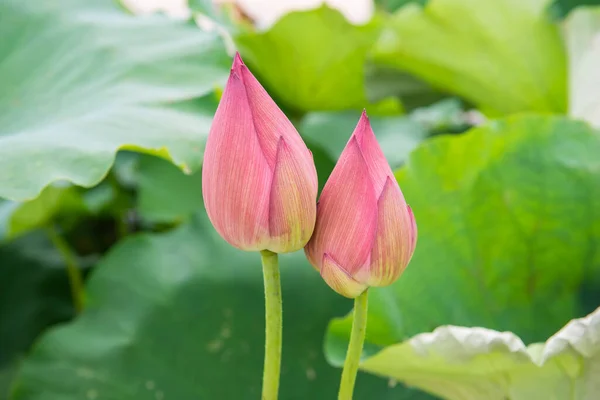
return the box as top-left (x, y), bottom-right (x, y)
top-left (234, 6), bottom-right (386, 112)
top-left (565, 6), bottom-right (600, 128)
top-left (9, 210), bottom-right (436, 399)
top-left (373, 0), bottom-right (567, 115)
top-left (359, 307), bottom-right (600, 400)
top-left (325, 115), bottom-right (600, 394)
top-left (0, 0), bottom-right (229, 201)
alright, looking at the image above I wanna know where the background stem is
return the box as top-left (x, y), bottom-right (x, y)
top-left (46, 225), bottom-right (84, 313)
top-left (260, 250), bottom-right (282, 400)
top-left (338, 290), bottom-right (369, 400)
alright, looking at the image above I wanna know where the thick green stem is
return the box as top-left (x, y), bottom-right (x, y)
top-left (260, 250), bottom-right (282, 400)
top-left (338, 290), bottom-right (369, 400)
top-left (46, 225), bottom-right (84, 313)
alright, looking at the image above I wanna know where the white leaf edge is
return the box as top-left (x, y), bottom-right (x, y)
top-left (360, 307), bottom-right (600, 400)
top-left (564, 6), bottom-right (600, 128)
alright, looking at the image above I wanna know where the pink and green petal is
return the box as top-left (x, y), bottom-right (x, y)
top-left (267, 138), bottom-right (318, 253)
top-left (305, 137), bottom-right (377, 276)
top-left (352, 111), bottom-right (395, 196)
top-left (365, 177), bottom-right (414, 287)
top-left (202, 59), bottom-right (272, 251)
top-left (239, 57), bottom-right (313, 177)
top-left (320, 254), bottom-right (368, 299)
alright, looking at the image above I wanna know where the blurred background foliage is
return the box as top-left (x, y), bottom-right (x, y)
top-left (1, 0), bottom-right (600, 399)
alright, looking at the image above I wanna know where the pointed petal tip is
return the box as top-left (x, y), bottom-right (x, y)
top-left (334, 136), bottom-right (371, 184)
top-left (231, 52), bottom-right (245, 76)
top-left (359, 110), bottom-right (371, 129)
top-left (352, 110), bottom-right (375, 145)
top-left (276, 135), bottom-right (286, 148)
top-left (233, 52), bottom-right (244, 66)
top-left (270, 135), bottom-right (287, 168)
top-left (340, 136), bottom-right (370, 174)
top-left (274, 135), bottom-right (293, 162)
top-left (267, 134), bottom-right (317, 253)
top-left (377, 176), bottom-right (394, 201)
top-left (358, 110), bottom-right (371, 127)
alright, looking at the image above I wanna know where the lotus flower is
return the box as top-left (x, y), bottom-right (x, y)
top-left (202, 53), bottom-right (318, 253)
top-left (305, 112), bottom-right (417, 298)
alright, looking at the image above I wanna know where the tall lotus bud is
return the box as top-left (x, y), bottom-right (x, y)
top-left (202, 53), bottom-right (318, 253)
top-left (305, 111), bottom-right (417, 298)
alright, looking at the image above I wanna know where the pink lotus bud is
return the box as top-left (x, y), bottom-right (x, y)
top-left (305, 111), bottom-right (417, 298)
top-left (202, 53), bottom-right (318, 253)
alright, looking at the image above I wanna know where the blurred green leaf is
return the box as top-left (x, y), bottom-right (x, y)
top-left (376, 0), bottom-right (428, 12)
top-left (235, 6), bottom-right (394, 113)
top-left (0, 177), bottom-right (133, 242)
top-left (0, 201), bottom-right (20, 240)
top-left (565, 6), bottom-right (600, 128)
top-left (82, 182), bottom-right (120, 215)
top-left (303, 140), bottom-right (337, 193)
top-left (360, 308), bottom-right (600, 400)
top-left (188, 0), bottom-right (217, 15)
top-left (326, 115), bottom-right (600, 369)
top-left (0, 233), bottom-right (76, 396)
top-left (549, 0), bottom-right (600, 18)
top-left (364, 64), bottom-right (446, 111)
top-left (3, 185), bottom-right (86, 239)
top-left (111, 151), bottom-right (143, 190)
top-left (300, 100), bottom-right (476, 178)
top-left (189, 0), bottom-right (232, 25)
top-left (0, 0), bottom-right (229, 201)
top-left (9, 213), bottom-right (435, 399)
top-left (1, 363), bottom-right (18, 400)
top-left (374, 0), bottom-right (567, 115)
top-left (409, 98), bottom-right (480, 134)
top-left (136, 155), bottom-right (203, 224)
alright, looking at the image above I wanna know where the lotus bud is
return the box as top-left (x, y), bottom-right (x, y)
top-left (202, 53), bottom-right (318, 253)
top-left (305, 111), bottom-right (417, 298)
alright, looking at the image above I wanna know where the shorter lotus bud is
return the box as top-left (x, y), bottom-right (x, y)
top-left (305, 111), bottom-right (417, 298)
top-left (202, 53), bottom-right (318, 253)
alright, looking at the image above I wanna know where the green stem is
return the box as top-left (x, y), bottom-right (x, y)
top-left (46, 225), bottom-right (84, 313)
top-left (260, 250), bottom-right (282, 400)
top-left (338, 290), bottom-right (369, 400)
